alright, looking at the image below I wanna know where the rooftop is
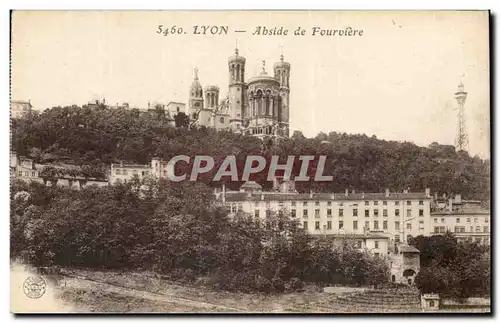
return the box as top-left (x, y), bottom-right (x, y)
top-left (318, 233), bottom-right (390, 240)
top-left (398, 245), bottom-right (420, 253)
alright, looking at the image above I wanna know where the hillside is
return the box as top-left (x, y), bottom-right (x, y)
top-left (11, 104), bottom-right (490, 200)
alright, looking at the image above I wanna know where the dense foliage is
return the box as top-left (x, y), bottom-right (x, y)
top-left (12, 105), bottom-right (490, 199)
top-left (411, 234), bottom-right (490, 300)
top-left (11, 179), bottom-right (388, 292)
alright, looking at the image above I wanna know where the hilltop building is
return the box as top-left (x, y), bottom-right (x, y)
top-left (188, 47), bottom-right (291, 138)
top-left (11, 100), bottom-right (32, 119)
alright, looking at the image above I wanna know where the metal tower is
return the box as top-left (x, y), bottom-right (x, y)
top-left (454, 81), bottom-right (469, 152)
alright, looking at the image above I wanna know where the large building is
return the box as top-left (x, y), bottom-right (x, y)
top-left (220, 179), bottom-right (433, 247)
top-left (188, 47), bottom-right (291, 138)
top-left (109, 157), bottom-right (174, 185)
top-left (430, 194), bottom-right (490, 245)
top-left (11, 100), bottom-right (32, 119)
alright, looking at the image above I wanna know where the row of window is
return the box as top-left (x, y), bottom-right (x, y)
top-left (457, 236), bottom-right (490, 245)
top-left (434, 226), bottom-right (489, 233)
top-left (270, 200), bottom-right (425, 207)
top-left (433, 217), bottom-right (489, 224)
top-left (245, 206), bottom-right (425, 218)
top-left (297, 219), bottom-right (424, 231)
top-left (18, 170), bottom-right (36, 177)
top-left (115, 169), bottom-right (150, 176)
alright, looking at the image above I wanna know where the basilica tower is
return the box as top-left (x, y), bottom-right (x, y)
top-left (189, 67), bottom-right (204, 120)
top-left (273, 52), bottom-right (291, 137)
top-left (228, 47), bottom-right (246, 131)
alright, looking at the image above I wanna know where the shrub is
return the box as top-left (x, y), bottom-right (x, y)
top-left (290, 277), bottom-right (305, 291)
top-left (271, 276), bottom-right (285, 293)
top-left (255, 275), bottom-right (273, 293)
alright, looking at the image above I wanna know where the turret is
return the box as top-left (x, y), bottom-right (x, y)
top-left (228, 46), bottom-right (246, 130)
top-left (188, 67), bottom-right (204, 119)
top-left (273, 50), bottom-right (291, 137)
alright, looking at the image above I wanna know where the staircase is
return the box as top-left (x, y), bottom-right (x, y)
top-left (331, 288), bottom-right (422, 313)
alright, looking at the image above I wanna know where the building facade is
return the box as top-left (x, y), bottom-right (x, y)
top-left (430, 194), bottom-right (490, 245)
top-left (11, 100), bottom-right (33, 119)
top-left (221, 180), bottom-right (433, 250)
top-left (109, 157), bottom-right (175, 185)
top-left (188, 48), bottom-right (291, 138)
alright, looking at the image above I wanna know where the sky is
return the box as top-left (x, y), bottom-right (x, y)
top-left (11, 11), bottom-right (490, 158)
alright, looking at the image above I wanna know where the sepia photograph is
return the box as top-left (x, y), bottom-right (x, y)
top-left (9, 10), bottom-right (491, 314)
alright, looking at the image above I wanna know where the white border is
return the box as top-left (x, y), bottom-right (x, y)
top-left (2, 1), bottom-right (497, 322)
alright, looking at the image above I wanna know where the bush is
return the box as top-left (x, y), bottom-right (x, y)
top-left (289, 277), bottom-right (305, 291)
top-left (255, 276), bottom-right (273, 293)
top-left (271, 276), bottom-right (285, 293)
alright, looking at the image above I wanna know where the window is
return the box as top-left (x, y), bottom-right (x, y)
top-left (434, 218), bottom-right (438, 223)
top-left (474, 218), bottom-right (478, 223)
top-left (327, 201), bottom-right (332, 206)
top-left (441, 218), bottom-right (445, 223)
top-left (255, 201), bottom-right (260, 207)
top-left (374, 221), bottom-right (379, 230)
top-left (395, 221), bottom-right (400, 230)
top-left (303, 221), bottom-right (308, 229)
top-left (278, 200), bottom-right (284, 207)
top-left (123, 170), bottom-right (128, 175)
top-left (237, 203), bottom-right (243, 210)
top-left (374, 209), bottom-right (379, 217)
top-left (365, 221), bottom-right (370, 230)
top-left (327, 221), bottom-right (332, 230)
top-left (419, 221), bottom-right (424, 230)
top-left (291, 201), bottom-right (296, 207)
top-left (419, 209), bottom-right (424, 217)
top-left (364, 201), bottom-right (369, 206)
top-left (303, 209), bottom-right (308, 218)
top-left (315, 201), bottom-right (320, 206)
top-left (339, 221), bottom-right (344, 229)
top-left (315, 209), bottom-right (320, 218)
top-left (220, 117), bottom-right (224, 123)
top-left (338, 209), bottom-right (344, 217)
top-left (484, 237), bottom-right (490, 245)
top-left (476, 226), bottom-right (480, 232)
top-left (291, 209), bottom-right (296, 217)
top-left (327, 209), bottom-right (332, 217)
top-left (339, 202), bottom-right (344, 207)
top-left (383, 201), bottom-right (387, 206)
top-left (18, 171), bottom-right (22, 176)
top-left (353, 221), bottom-right (358, 230)
top-left (434, 227), bottom-right (440, 233)
top-left (115, 169), bottom-right (121, 175)
top-left (395, 235), bottom-right (400, 242)
top-left (485, 218), bottom-right (489, 223)
top-left (254, 210), bottom-right (260, 218)
top-left (315, 221), bottom-right (320, 230)
top-left (374, 253), bottom-right (380, 257)
top-left (456, 218), bottom-right (460, 223)
top-left (383, 221), bottom-right (388, 230)
top-left (407, 223), bottom-right (412, 230)
top-left (407, 201), bottom-right (411, 206)
top-left (231, 204), bottom-right (237, 213)
top-left (353, 209), bottom-right (358, 217)
top-left (365, 210), bottom-right (370, 217)
top-left (303, 201), bottom-right (308, 207)
top-left (406, 209), bottom-right (412, 217)
top-left (374, 201), bottom-right (379, 206)
top-left (467, 217), bottom-right (471, 222)
top-left (375, 241), bottom-right (379, 249)
top-left (383, 209), bottom-right (388, 217)
top-left (266, 210), bottom-right (271, 217)
top-left (25, 171), bottom-right (29, 176)
top-left (419, 200), bottom-right (424, 205)
top-left (357, 240), bottom-right (363, 248)
top-left (395, 209), bottom-right (400, 216)
top-left (395, 201), bottom-right (400, 206)
top-left (32, 171), bottom-right (36, 177)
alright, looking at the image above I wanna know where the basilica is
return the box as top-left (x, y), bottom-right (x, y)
top-left (188, 47), bottom-right (290, 138)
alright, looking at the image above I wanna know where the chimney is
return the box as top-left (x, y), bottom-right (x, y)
top-left (330, 193), bottom-right (335, 200)
top-left (345, 188), bottom-right (348, 197)
top-left (362, 192), bottom-right (365, 199)
top-left (261, 194), bottom-right (264, 201)
top-left (425, 188), bottom-right (431, 198)
top-left (309, 190), bottom-right (313, 198)
top-left (385, 188), bottom-right (390, 197)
